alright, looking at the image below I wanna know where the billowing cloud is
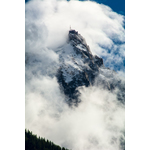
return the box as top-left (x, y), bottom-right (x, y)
top-left (25, 0), bottom-right (125, 150)
top-left (26, 75), bottom-right (125, 150)
top-left (25, 0), bottom-right (125, 72)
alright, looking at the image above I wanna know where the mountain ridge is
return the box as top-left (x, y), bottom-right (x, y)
top-left (56, 29), bottom-right (124, 106)
top-left (25, 29), bottom-right (125, 106)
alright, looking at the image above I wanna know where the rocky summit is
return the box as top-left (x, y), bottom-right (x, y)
top-left (56, 29), bottom-right (124, 106)
top-left (25, 29), bottom-right (125, 106)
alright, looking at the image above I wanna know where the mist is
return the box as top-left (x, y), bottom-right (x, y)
top-left (25, 0), bottom-right (125, 72)
top-left (25, 0), bottom-right (125, 150)
top-left (25, 75), bottom-right (125, 150)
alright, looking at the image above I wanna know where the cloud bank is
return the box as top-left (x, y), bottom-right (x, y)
top-left (25, 0), bottom-right (125, 150)
top-left (25, 0), bottom-right (125, 72)
top-left (26, 75), bottom-right (125, 150)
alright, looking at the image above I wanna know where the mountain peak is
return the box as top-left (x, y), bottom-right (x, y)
top-left (69, 29), bottom-right (78, 34)
top-left (56, 30), bottom-right (104, 105)
top-left (68, 29), bottom-right (92, 55)
top-left (56, 29), bottom-right (124, 105)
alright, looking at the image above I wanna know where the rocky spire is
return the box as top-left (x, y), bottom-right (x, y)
top-left (56, 30), bottom-right (104, 105)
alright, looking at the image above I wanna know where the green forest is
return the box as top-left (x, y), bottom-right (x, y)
top-left (25, 129), bottom-right (70, 150)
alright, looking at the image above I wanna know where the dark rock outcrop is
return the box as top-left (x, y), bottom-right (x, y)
top-left (56, 30), bottom-right (124, 105)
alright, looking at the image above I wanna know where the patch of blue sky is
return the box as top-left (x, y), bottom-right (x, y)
top-left (93, 0), bottom-right (125, 15)
top-left (25, 0), bottom-right (30, 3)
top-left (98, 40), bottom-right (125, 72)
top-left (67, 0), bottom-right (125, 15)
top-left (102, 55), bottom-right (125, 72)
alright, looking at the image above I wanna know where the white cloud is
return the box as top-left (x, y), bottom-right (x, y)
top-left (25, 0), bottom-right (125, 71)
top-left (26, 76), bottom-right (124, 150)
top-left (25, 0), bottom-right (125, 149)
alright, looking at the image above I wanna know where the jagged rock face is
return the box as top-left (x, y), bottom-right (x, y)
top-left (25, 29), bottom-right (125, 105)
top-left (56, 30), bottom-right (125, 105)
top-left (56, 30), bottom-right (105, 105)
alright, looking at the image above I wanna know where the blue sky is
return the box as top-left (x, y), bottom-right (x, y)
top-left (87, 0), bottom-right (125, 15)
